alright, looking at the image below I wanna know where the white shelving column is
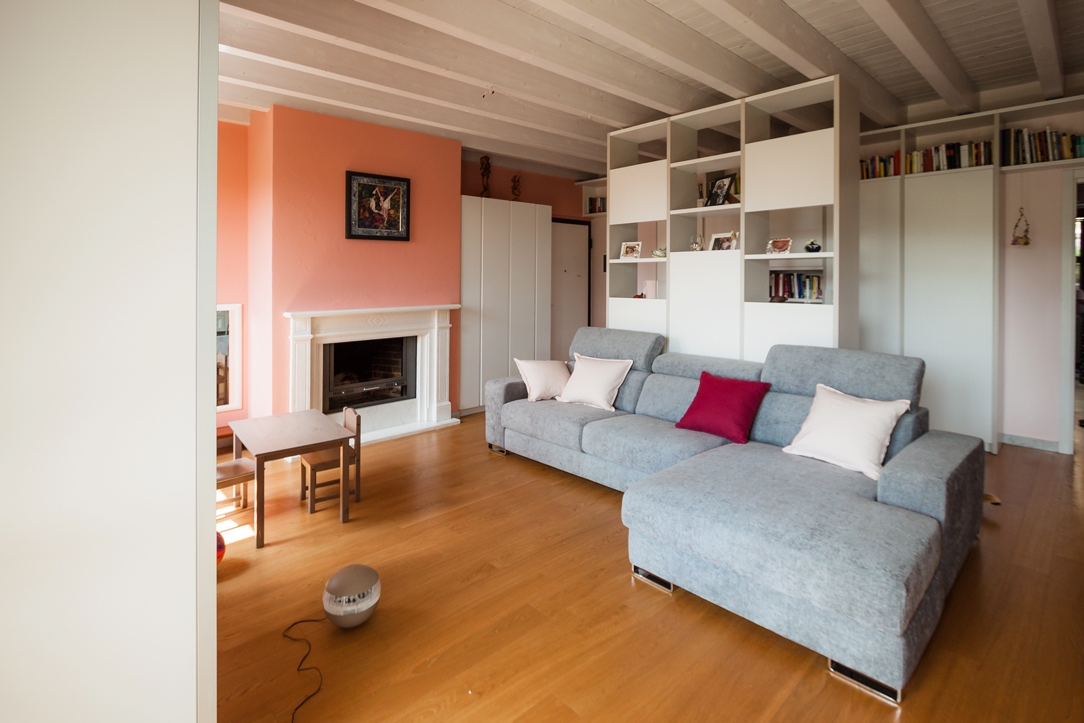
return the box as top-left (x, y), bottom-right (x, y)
top-left (606, 120), bottom-right (669, 337)
top-left (666, 101), bottom-right (744, 358)
top-left (740, 77), bottom-right (859, 362)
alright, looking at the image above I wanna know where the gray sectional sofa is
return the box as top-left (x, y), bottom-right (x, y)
top-left (485, 327), bottom-right (985, 700)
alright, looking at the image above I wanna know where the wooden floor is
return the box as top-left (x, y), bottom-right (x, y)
top-left (218, 414), bottom-right (1084, 722)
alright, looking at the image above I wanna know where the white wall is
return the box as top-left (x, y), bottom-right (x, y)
top-left (1000, 169), bottom-right (1068, 447)
top-left (0, 1), bottom-right (217, 721)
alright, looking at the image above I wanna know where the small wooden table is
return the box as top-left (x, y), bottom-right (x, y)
top-left (230, 409), bottom-right (355, 548)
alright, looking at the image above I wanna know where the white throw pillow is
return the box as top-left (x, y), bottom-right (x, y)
top-left (782, 384), bottom-right (911, 481)
top-left (514, 358), bottom-right (571, 402)
top-left (555, 353), bottom-right (633, 411)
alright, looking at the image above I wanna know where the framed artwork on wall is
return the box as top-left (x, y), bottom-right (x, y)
top-left (346, 171), bottom-right (410, 240)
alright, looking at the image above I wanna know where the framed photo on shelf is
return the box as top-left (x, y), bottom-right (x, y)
top-left (705, 171), bottom-right (737, 207)
top-left (766, 237), bottom-right (792, 254)
top-left (346, 171), bottom-right (410, 240)
top-left (710, 232), bottom-right (738, 251)
top-left (620, 241), bottom-right (642, 259)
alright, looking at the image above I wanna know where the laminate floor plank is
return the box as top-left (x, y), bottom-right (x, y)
top-left (218, 414), bottom-right (1084, 722)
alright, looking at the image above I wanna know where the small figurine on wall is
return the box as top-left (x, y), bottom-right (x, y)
top-left (1011, 207), bottom-right (1030, 245)
top-left (480, 155), bottom-right (491, 198)
top-left (511, 175), bottom-right (521, 201)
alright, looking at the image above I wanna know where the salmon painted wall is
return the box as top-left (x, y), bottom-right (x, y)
top-left (247, 109), bottom-right (274, 419)
top-left (266, 106), bottom-right (462, 415)
top-left (462, 161), bottom-right (585, 220)
top-left (216, 121), bottom-right (249, 427)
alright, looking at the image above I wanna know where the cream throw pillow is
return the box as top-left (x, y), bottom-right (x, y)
top-left (782, 384), bottom-right (911, 481)
top-left (514, 358), bottom-right (571, 402)
top-left (555, 353), bottom-right (633, 411)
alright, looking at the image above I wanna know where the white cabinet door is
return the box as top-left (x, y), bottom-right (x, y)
top-left (903, 169), bottom-right (995, 446)
top-left (668, 251), bottom-right (742, 359)
top-left (858, 177), bottom-right (902, 355)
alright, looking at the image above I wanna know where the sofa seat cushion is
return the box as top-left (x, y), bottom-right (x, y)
top-left (621, 443), bottom-right (941, 636)
top-left (582, 414), bottom-right (727, 475)
top-left (501, 399), bottom-right (626, 451)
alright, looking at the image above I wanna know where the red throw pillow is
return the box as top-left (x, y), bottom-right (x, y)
top-left (675, 372), bottom-right (771, 444)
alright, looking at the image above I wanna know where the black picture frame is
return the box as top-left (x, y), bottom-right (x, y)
top-left (704, 171), bottom-right (737, 207)
top-left (346, 171), bottom-right (410, 240)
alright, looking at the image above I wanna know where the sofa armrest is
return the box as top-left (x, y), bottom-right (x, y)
top-left (485, 376), bottom-right (527, 448)
top-left (878, 430), bottom-right (985, 587)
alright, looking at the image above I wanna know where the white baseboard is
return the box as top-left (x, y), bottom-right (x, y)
top-left (999, 433), bottom-right (1063, 453)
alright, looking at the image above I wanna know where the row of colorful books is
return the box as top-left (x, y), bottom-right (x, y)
top-left (860, 151), bottom-right (900, 179)
top-left (769, 271), bottom-right (822, 301)
top-left (907, 141), bottom-right (992, 174)
top-left (1001, 127), bottom-right (1084, 166)
top-left (587, 196), bottom-right (607, 214)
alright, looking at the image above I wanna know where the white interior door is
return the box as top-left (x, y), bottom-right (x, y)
top-left (551, 221), bottom-right (590, 360)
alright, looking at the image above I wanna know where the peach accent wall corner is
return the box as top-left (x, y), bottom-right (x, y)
top-left (269, 106), bottom-right (462, 414)
top-left (216, 121), bottom-right (249, 427)
top-left (461, 161), bottom-right (585, 220)
top-left (247, 109), bottom-right (274, 419)
top-left (1000, 169), bottom-right (1066, 444)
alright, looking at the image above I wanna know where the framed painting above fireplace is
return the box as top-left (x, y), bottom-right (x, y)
top-left (346, 171), bottom-right (410, 241)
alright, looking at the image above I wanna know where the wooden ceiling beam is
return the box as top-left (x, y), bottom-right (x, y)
top-left (351, 0), bottom-right (722, 115)
top-left (691, 0), bottom-right (906, 126)
top-left (528, 0), bottom-right (776, 99)
top-left (1017, 0), bottom-right (1064, 99)
top-left (855, 0), bottom-right (977, 114)
top-left (219, 13), bottom-right (611, 146)
top-left (218, 54), bottom-right (606, 163)
top-left (220, 0), bottom-right (655, 129)
top-left (528, 0), bottom-right (831, 132)
top-left (218, 80), bottom-right (608, 175)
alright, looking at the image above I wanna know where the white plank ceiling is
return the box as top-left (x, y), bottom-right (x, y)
top-left (218, 0), bottom-right (1084, 178)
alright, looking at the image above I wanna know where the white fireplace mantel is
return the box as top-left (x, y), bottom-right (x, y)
top-left (285, 304), bottom-right (461, 443)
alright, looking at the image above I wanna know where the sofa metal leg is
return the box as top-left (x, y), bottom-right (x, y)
top-left (488, 443), bottom-right (507, 456)
top-left (828, 660), bottom-right (900, 704)
top-left (632, 565), bottom-right (674, 594)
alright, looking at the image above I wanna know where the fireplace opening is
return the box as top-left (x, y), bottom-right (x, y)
top-left (323, 336), bottom-right (417, 414)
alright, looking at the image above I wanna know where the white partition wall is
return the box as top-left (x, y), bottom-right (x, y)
top-left (1, 0), bottom-right (217, 719)
top-left (903, 170), bottom-right (996, 446)
top-left (460, 196), bottom-right (553, 411)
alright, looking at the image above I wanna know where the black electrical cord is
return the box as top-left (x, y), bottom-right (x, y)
top-left (282, 617), bottom-right (327, 722)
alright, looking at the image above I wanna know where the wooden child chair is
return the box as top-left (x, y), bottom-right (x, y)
top-left (300, 406), bottom-right (361, 513)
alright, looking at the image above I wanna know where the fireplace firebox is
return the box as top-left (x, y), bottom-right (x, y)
top-left (322, 336), bottom-right (417, 414)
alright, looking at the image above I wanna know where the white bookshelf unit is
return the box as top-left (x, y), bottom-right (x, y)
top-left (856, 93), bottom-right (1084, 450)
top-left (605, 76), bottom-right (859, 362)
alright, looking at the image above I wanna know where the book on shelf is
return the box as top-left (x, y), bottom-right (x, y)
top-left (860, 150), bottom-right (901, 179)
top-left (587, 196), bottom-right (607, 214)
top-left (1000, 127), bottom-right (1084, 166)
top-left (769, 271), bottom-right (822, 301)
top-left (904, 140), bottom-right (992, 174)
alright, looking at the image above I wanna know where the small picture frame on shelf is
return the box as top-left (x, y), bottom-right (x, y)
top-left (710, 232), bottom-right (738, 251)
top-left (766, 237), bottom-right (792, 254)
top-left (620, 241), bottom-right (641, 259)
top-left (704, 172), bottom-right (737, 207)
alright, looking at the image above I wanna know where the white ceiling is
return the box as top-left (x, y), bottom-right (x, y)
top-left (218, 0), bottom-right (1084, 178)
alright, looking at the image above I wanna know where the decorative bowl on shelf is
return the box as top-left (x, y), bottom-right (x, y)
top-left (651, 249), bottom-right (667, 258)
top-left (804, 239), bottom-right (821, 253)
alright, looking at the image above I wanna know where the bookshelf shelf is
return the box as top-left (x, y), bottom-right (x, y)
top-left (670, 203), bottom-right (741, 217)
top-left (745, 252), bottom-right (834, 260)
top-left (906, 165), bottom-right (992, 178)
top-left (670, 151), bottom-right (742, 175)
top-left (1001, 157), bottom-right (1084, 174)
top-left (609, 257), bottom-right (667, 264)
top-left (860, 175), bottom-right (900, 184)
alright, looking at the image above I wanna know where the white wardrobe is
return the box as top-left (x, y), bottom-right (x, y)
top-left (460, 196), bottom-right (552, 412)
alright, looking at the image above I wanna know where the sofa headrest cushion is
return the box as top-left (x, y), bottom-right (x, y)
top-left (652, 352), bottom-right (763, 381)
top-left (568, 327), bottom-right (665, 373)
top-left (761, 345), bottom-right (925, 410)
